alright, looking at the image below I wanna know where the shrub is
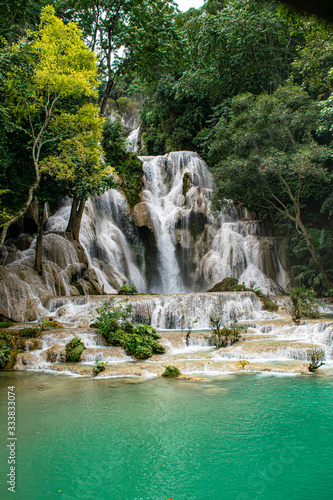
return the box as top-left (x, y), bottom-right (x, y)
top-left (135, 345), bottom-right (153, 359)
top-left (0, 346), bottom-right (11, 369)
top-left (66, 337), bottom-right (86, 362)
top-left (285, 286), bottom-right (321, 323)
top-left (307, 347), bottom-right (325, 372)
top-left (207, 277), bottom-right (246, 292)
top-left (94, 298), bottom-right (133, 341)
top-left (93, 360), bottom-right (108, 376)
top-left (94, 300), bottom-right (164, 359)
top-left (118, 284), bottom-right (138, 295)
top-left (209, 314), bottom-right (244, 348)
top-left (162, 366), bottom-right (181, 378)
top-left (151, 341), bottom-right (166, 354)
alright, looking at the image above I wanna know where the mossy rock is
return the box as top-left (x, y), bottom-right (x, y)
top-left (207, 278), bottom-right (246, 293)
top-left (1, 327), bottom-right (42, 338)
top-left (0, 322), bottom-right (16, 329)
top-left (73, 282), bottom-right (85, 296)
top-left (65, 338), bottom-right (86, 362)
top-left (162, 365), bottom-right (181, 378)
top-left (42, 320), bottom-right (64, 331)
top-left (182, 172), bottom-right (192, 197)
top-left (5, 350), bottom-right (24, 370)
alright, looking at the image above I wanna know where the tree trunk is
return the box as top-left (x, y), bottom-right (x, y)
top-left (66, 196), bottom-right (86, 241)
top-left (34, 202), bottom-right (46, 275)
top-left (100, 79), bottom-right (114, 116)
top-left (296, 217), bottom-right (331, 290)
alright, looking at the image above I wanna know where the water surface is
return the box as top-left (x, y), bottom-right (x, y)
top-left (0, 372), bottom-right (332, 500)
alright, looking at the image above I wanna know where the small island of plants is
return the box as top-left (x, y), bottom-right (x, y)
top-left (93, 298), bottom-right (165, 360)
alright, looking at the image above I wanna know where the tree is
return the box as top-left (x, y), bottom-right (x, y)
top-left (175, 0), bottom-right (299, 104)
top-left (0, 0), bottom-right (47, 43)
top-left (40, 104), bottom-right (116, 245)
top-left (285, 286), bottom-right (321, 323)
top-left (54, 0), bottom-right (180, 115)
top-left (0, 5), bottom-right (99, 246)
top-left (210, 84), bottom-right (332, 289)
top-left (306, 347), bottom-right (325, 372)
top-left (139, 0), bottom-right (302, 155)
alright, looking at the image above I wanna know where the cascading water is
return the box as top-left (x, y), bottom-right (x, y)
top-left (68, 150), bottom-right (290, 294)
top-left (0, 147), bottom-right (292, 321)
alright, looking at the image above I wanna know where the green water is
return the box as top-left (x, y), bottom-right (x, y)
top-left (0, 372), bottom-right (332, 500)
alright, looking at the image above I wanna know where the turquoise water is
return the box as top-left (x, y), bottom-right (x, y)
top-left (0, 372), bottom-right (332, 500)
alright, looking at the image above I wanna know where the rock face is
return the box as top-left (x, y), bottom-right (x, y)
top-left (0, 152), bottom-right (292, 319)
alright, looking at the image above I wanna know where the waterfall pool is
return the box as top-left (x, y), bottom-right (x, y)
top-left (0, 372), bottom-right (332, 500)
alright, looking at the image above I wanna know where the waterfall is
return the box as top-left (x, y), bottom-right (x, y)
top-left (60, 150), bottom-right (290, 294)
top-left (126, 127), bottom-right (140, 153)
top-left (0, 148), bottom-right (293, 322)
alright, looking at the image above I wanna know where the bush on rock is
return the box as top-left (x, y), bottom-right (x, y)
top-left (162, 366), bottom-right (181, 377)
top-left (118, 284), bottom-right (138, 295)
top-left (94, 298), bottom-right (165, 360)
top-left (66, 338), bottom-right (86, 362)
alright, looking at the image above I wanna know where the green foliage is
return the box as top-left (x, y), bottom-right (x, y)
top-left (4, 349), bottom-right (24, 370)
top-left (0, 322), bottom-right (14, 329)
top-left (306, 347), bottom-right (325, 372)
top-left (209, 312), bottom-right (244, 348)
top-left (162, 365), bottom-right (181, 377)
top-left (209, 84), bottom-right (332, 289)
top-left (0, 5), bottom-right (103, 239)
top-left (285, 286), bottom-right (321, 323)
top-left (139, 0), bottom-right (302, 154)
top-left (293, 229), bottom-right (333, 296)
top-left (0, 326), bottom-right (13, 369)
top-left (209, 313), bottom-right (245, 348)
top-left (118, 284), bottom-right (138, 295)
top-left (55, 0), bottom-right (181, 114)
top-left (0, 345), bottom-right (11, 369)
top-left (65, 337), bottom-right (86, 362)
top-left (0, 0), bottom-right (47, 43)
top-left (249, 286), bottom-right (279, 312)
top-left (94, 299), bottom-right (164, 359)
top-left (94, 298), bottom-right (133, 342)
top-left (207, 277), bottom-right (246, 292)
top-left (41, 320), bottom-right (63, 330)
top-left (93, 360), bottom-right (108, 376)
top-left (102, 119), bottom-right (143, 207)
top-left (1, 327), bottom-right (41, 338)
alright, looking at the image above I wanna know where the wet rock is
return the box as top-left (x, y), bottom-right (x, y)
top-left (133, 202), bottom-right (155, 232)
top-left (47, 344), bottom-right (67, 363)
top-left (14, 351), bottom-right (48, 370)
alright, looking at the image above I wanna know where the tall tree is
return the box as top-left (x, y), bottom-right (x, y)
top-left (41, 104), bottom-right (117, 244)
top-left (54, 0), bottom-right (181, 115)
top-left (0, 5), bottom-right (99, 246)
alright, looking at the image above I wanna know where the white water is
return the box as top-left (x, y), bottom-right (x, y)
top-left (1, 148), bottom-right (292, 321)
top-left (46, 151), bottom-right (291, 295)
